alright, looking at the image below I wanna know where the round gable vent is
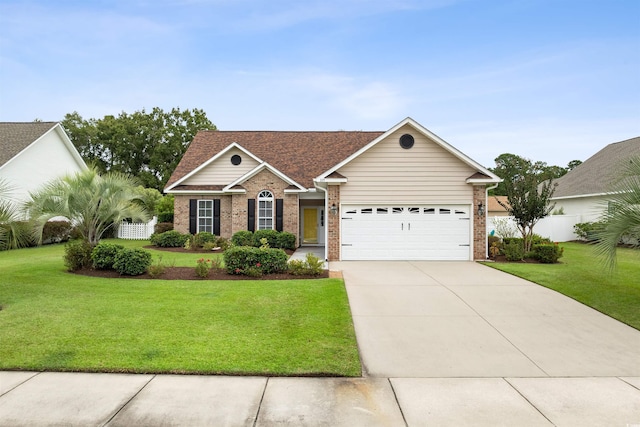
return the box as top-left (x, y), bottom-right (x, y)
top-left (399, 134), bottom-right (414, 149)
top-left (231, 154), bottom-right (242, 165)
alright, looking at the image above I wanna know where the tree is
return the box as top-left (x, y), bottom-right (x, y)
top-left (25, 167), bottom-right (150, 245)
top-left (497, 156), bottom-right (558, 254)
top-left (567, 160), bottom-right (583, 171)
top-left (0, 179), bottom-right (31, 250)
top-left (596, 156), bottom-right (640, 271)
top-left (62, 107), bottom-right (215, 191)
top-left (490, 153), bottom-right (570, 196)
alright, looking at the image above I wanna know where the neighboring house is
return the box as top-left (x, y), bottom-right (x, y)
top-left (0, 122), bottom-right (87, 210)
top-left (488, 196), bottom-right (510, 216)
top-left (551, 136), bottom-right (640, 222)
top-left (165, 117), bottom-right (501, 261)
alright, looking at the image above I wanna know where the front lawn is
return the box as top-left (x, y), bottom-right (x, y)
top-left (0, 242), bottom-right (361, 376)
top-left (484, 242), bottom-right (640, 330)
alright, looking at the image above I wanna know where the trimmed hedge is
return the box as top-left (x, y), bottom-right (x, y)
top-left (63, 240), bottom-right (95, 272)
top-left (532, 243), bottom-right (564, 263)
top-left (113, 248), bottom-right (152, 276)
top-left (223, 246), bottom-right (288, 275)
top-left (231, 230), bottom-right (296, 250)
top-left (91, 242), bottom-right (125, 270)
top-left (154, 222), bottom-right (174, 234)
top-left (150, 230), bottom-right (190, 247)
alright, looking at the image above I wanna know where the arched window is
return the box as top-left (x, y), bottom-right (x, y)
top-left (257, 190), bottom-right (274, 230)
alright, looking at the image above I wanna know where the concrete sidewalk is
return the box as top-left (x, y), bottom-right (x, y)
top-left (1, 371), bottom-right (639, 426)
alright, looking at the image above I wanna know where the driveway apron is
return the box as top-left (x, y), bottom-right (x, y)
top-left (332, 261), bottom-right (640, 378)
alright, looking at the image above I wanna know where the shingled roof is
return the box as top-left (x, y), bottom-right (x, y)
top-left (165, 130), bottom-right (385, 190)
top-left (0, 122), bottom-right (58, 167)
top-left (553, 136), bottom-right (640, 198)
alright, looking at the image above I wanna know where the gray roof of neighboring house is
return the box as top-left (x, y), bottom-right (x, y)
top-left (0, 122), bottom-right (58, 168)
top-left (553, 136), bottom-right (640, 198)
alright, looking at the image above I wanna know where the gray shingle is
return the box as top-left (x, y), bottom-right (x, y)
top-left (553, 136), bottom-right (640, 198)
top-left (0, 122), bottom-right (58, 167)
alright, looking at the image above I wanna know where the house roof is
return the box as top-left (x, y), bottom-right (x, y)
top-left (488, 196), bottom-right (509, 212)
top-left (552, 136), bottom-right (640, 199)
top-left (0, 122), bottom-right (58, 167)
top-left (165, 130), bottom-right (385, 190)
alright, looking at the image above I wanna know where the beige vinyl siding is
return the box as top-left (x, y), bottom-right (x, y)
top-left (337, 124), bottom-right (476, 204)
top-left (182, 148), bottom-right (260, 186)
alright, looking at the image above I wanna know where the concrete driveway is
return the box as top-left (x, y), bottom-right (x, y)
top-left (332, 261), bottom-right (640, 378)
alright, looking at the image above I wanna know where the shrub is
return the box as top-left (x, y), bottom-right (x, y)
top-left (157, 212), bottom-right (174, 223)
top-left (215, 237), bottom-right (230, 251)
top-left (223, 246), bottom-right (288, 275)
top-left (193, 232), bottom-right (216, 248)
top-left (253, 229), bottom-right (279, 248)
top-left (503, 239), bottom-right (525, 261)
top-left (574, 221), bottom-right (605, 241)
top-left (276, 232), bottom-right (296, 250)
top-left (64, 240), bottom-right (95, 271)
top-left (288, 253), bottom-right (324, 276)
top-left (533, 243), bottom-right (564, 263)
top-left (243, 265), bottom-right (263, 278)
top-left (195, 258), bottom-right (211, 278)
top-left (150, 230), bottom-right (190, 247)
top-left (147, 256), bottom-right (166, 278)
top-left (91, 242), bottom-right (125, 270)
top-left (231, 230), bottom-right (254, 247)
top-left (42, 221), bottom-right (73, 244)
top-left (113, 248), bottom-right (152, 276)
top-left (154, 222), bottom-right (174, 234)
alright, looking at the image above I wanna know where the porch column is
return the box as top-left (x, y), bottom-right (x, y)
top-left (327, 184), bottom-right (340, 261)
top-left (473, 185), bottom-right (487, 260)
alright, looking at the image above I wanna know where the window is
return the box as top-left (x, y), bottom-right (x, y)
top-left (258, 190), bottom-right (274, 230)
top-left (198, 200), bottom-right (213, 233)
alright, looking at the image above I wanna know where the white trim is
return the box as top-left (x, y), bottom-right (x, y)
top-left (0, 123), bottom-right (87, 173)
top-left (165, 190), bottom-right (237, 195)
top-left (316, 117), bottom-right (501, 183)
top-left (223, 161), bottom-right (306, 192)
top-left (165, 142), bottom-right (263, 192)
top-left (551, 192), bottom-right (612, 200)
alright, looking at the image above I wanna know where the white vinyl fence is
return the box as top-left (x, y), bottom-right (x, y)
top-left (117, 216), bottom-right (157, 240)
top-left (487, 215), bottom-right (581, 242)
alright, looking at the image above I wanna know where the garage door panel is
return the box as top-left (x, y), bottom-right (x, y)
top-left (341, 205), bottom-right (471, 261)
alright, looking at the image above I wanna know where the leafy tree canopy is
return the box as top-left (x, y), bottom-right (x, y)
top-left (489, 153), bottom-right (580, 196)
top-left (62, 107), bottom-right (215, 191)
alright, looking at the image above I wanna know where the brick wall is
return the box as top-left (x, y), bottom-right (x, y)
top-left (230, 169), bottom-right (299, 246)
top-left (327, 184), bottom-right (340, 261)
top-left (473, 185), bottom-right (487, 260)
top-left (173, 194), bottom-right (233, 237)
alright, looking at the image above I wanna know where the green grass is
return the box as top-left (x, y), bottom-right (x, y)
top-left (0, 241), bottom-right (361, 376)
top-left (484, 242), bottom-right (640, 330)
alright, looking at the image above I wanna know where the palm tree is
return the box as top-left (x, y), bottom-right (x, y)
top-left (0, 179), bottom-right (31, 250)
top-left (596, 155), bottom-right (640, 270)
top-left (25, 167), bottom-right (150, 245)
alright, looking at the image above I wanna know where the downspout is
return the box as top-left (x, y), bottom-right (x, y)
top-left (485, 183), bottom-right (499, 259)
top-left (314, 181), bottom-right (329, 262)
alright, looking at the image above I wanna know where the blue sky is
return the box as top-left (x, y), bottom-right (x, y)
top-left (1, 0), bottom-right (639, 169)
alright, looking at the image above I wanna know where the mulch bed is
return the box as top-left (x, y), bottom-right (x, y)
top-left (74, 267), bottom-right (329, 280)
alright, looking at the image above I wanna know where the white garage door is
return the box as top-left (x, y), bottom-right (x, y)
top-left (341, 205), bottom-right (471, 260)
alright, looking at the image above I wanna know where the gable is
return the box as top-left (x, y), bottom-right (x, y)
top-left (181, 146), bottom-right (260, 186)
top-left (0, 122), bottom-right (58, 167)
top-left (337, 123), bottom-right (478, 203)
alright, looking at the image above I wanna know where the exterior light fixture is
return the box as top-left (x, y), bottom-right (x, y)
top-left (330, 203), bottom-right (338, 215)
top-left (477, 202), bottom-right (485, 216)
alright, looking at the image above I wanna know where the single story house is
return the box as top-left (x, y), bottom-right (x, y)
top-left (0, 122), bottom-right (87, 210)
top-left (551, 136), bottom-right (640, 222)
top-left (164, 117), bottom-right (501, 261)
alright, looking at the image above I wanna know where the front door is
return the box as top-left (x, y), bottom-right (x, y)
top-left (303, 208), bottom-right (318, 244)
